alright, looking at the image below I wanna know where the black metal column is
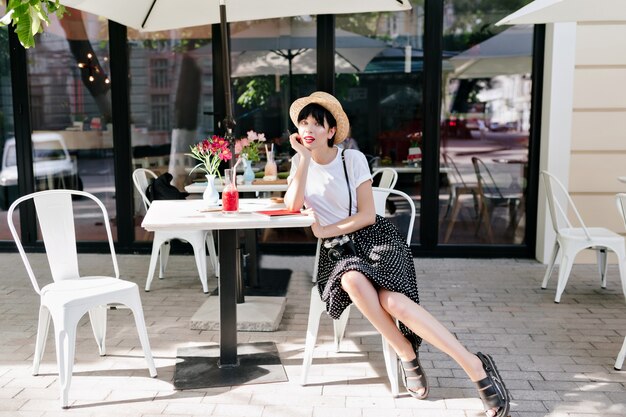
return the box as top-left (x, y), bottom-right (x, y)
top-left (8, 26), bottom-right (35, 243)
top-left (108, 21), bottom-right (134, 246)
top-left (316, 15), bottom-right (335, 94)
top-left (218, 229), bottom-right (239, 367)
top-left (523, 25), bottom-right (546, 257)
top-left (420, 0), bottom-right (444, 249)
top-left (212, 23), bottom-right (228, 134)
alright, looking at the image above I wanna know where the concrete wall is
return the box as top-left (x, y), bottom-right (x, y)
top-left (569, 23), bottom-right (626, 262)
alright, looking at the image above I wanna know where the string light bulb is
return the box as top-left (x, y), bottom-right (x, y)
top-left (77, 52), bottom-right (110, 84)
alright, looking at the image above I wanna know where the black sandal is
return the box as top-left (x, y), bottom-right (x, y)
top-left (400, 353), bottom-right (429, 400)
top-left (475, 352), bottom-right (510, 417)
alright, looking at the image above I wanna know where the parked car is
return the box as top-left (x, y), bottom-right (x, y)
top-left (0, 133), bottom-right (82, 209)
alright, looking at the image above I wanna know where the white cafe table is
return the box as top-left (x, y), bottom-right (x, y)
top-left (141, 199), bottom-right (313, 388)
top-left (185, 179), bottom-right (288, 193)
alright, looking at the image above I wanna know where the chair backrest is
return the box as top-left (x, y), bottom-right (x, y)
top-left (132, 168), bottom-right (158, 212)
top-left (372, 187), bottom-right (416, 244)
top-left (312, 186), bottom-right (415, 280)
top-left (442, 153), bottom-right (469, 188)
top-left (7, 190), bottom-right (119, 294)
top-left (541, 171), bottom-right (591, 239)
top-left (372, 168), bottom-right (398, 190)
top-left (472, 157), bottom-right (506, 199)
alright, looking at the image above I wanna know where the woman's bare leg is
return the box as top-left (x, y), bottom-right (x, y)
top-left (378, 288), bottom-right (498, 416)
top-left (340, 271), bottom-right (425, 395)
top-left (341, 271), bottom-right (414, 358)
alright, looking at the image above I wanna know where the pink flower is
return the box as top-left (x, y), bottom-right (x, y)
top-left (219, 148), bottom-right (233, 161)
top-left (187, 135), bottom-right (232, 177)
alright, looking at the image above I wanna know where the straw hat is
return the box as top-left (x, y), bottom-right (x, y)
top-left (289, 91), bottom-right (349, 144)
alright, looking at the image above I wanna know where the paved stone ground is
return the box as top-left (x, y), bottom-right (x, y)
top-left (1, 253), bottom-right (626, 417)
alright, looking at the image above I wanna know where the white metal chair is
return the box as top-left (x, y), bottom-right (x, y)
top-left (541, 171), bottom-right (626, 303)
top-left (613, 193), bottom-right (626, 370)
top-left (372, 167), bottom-right (399, 190)
top-left (301, 187), bottom-right (416, 397)
top-left (7, 190), bottom-right (157, 408)
top-left (472, 157), bottom-right (524, 242)
top-left (442, 153), bottom-right (479, 243)
top-left (132, 168), bottom-right (219, 293)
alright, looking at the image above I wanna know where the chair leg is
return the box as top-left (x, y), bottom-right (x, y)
top-left (159, 241), bottom-right (171, 279)
top-left (381, 336), bottom-right (399, 397)
top-left (206, 231), bottom-right (219, 278)
top-left (443, 192), bottom-right (462, 243)
top-left (88, 305), bottom-right (107, 356)
top-left (190, 234), bottom-right (209, 293)
top-left (615, 336), bottom-right (626, 370)
top-left (301, 286), bottom-right (326, 386)
top-left (127, 289), bottom-right (158, 378)
top-left (597, 248), bottom-right (608, 289)
top-left (615, 245), bottom-right (626, 302)
top-left (146, 237), bottom-right (165, 291)
top-left (555, 252), bottom-right (575, 303)
top-left (542, 242), bottom-right (560, 289)
top-left (33, 305), bottom-right (51, 375)
top-left (443, 188), bottom-right (455, 219)
top-left (333, 306), bottom-right (350, 352)
top-left (52, 313), bottom-right (78, 409)
top-left (312, 240), bottom-right (321, 283)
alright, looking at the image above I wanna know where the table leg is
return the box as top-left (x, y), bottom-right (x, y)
top-left (218, 229), bottom-right (239, 367)
top-left (244, 229), bottom-right (259, 288)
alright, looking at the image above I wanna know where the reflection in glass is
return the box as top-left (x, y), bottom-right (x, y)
top-left (439, 1), bottom-right (533, 245)
top-left (336, 5), bottom-right (424, 244)
top-left (19, 9), bottom-right (114, 241)
top-left (231, 17), bottom-right (318, 244)
top-left (128, 26), bottom-right (214, 241)
top-left (0, 24), bottom-right (15, 240)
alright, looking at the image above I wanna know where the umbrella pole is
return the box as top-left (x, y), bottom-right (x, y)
top-left (219, 1), bottom-right (236, 140)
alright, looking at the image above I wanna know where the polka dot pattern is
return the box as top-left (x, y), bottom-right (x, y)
top-left (316, 215), bottom-right (422, 349)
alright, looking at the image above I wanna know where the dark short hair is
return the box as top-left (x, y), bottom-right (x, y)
top-left (297, 103), bottom-right (337, 147)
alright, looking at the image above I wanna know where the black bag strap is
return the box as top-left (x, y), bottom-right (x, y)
top-left (341, 149), bottom-right (351, 217)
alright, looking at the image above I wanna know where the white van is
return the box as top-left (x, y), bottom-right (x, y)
top-left (0, 132), bottom-right (80, 190)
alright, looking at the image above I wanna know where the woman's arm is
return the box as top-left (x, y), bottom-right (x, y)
top-left (284, 133), bottom-right (311, 211)
top-left (311, 179), bottom-right (376, 239)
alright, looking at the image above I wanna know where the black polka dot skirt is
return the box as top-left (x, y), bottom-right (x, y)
top-left (316, 215), bottom-right (422, 350)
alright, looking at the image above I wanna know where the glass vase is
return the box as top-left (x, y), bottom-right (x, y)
top-left (242, 155), bottom-right (255, 184)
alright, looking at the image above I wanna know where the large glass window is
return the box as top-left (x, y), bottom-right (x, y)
top-left (128, 26), bottom-right (215, 241)
top-left (22, 9), bottom-right (114, 241)
top-left (0, 22), bottom-right (15, 240)
top-left (336, 3), bottom-right (424, 244)
top-left (231, 17), bottom-right (318, 244)
top-left (439, 1), bottom-right (533, 245)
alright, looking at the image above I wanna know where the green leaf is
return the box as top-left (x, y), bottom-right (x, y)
top-left (30, 5), bottom-right (42, 36)
top-left (15, 5), bottom-right (35, 48)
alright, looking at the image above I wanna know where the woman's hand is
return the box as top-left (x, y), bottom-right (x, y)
top-left (289, 132), bottom-right (311, 159)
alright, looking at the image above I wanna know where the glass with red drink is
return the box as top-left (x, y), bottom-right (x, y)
top-left (222, 169), bottom-right (239, 213)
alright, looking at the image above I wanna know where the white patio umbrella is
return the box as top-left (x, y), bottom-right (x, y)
top-left (60, 0), bottom-right (411, 131)
top-left (60, 0), bottom-right (411, 32)
top-left (231, 21), bottom-right (386, 77)
top-left (496, 0), bottom-right (626, 25)
top-left (450, 26), bottom-right (533, 78)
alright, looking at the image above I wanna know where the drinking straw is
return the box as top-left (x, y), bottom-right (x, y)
top-left (231, 157), bottom-right (242, 186)
top-left (265, 144), bottom-right (269, 155)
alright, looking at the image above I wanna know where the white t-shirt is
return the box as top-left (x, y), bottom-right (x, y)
top-left (288, 147), bottom-right (372, 226)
